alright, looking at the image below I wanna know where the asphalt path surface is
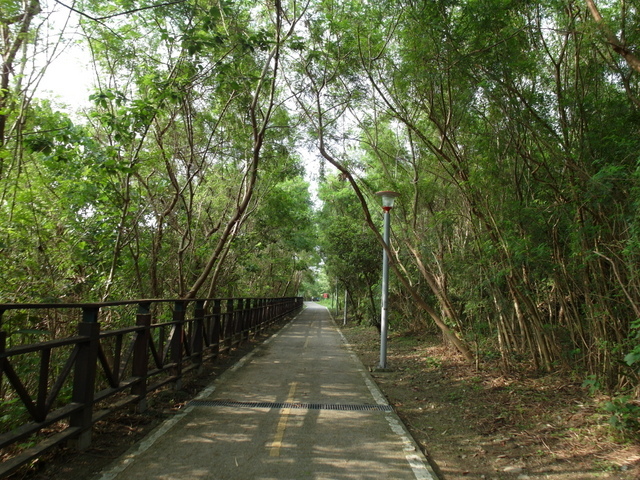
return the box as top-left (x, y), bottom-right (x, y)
top-left (96, 302), bottom-right (438, 480)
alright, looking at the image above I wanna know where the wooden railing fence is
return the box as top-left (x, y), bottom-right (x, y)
top-left (0, 296), bottom-right (303, 477)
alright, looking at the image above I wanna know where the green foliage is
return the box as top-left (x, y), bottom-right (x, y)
top-left (0, 398), bottom-right (29, 433)
top-left (3, 0), bottom-right (640, 430)
top-left (623, 319), bottom-right (640, 368)
top-left (315, 176), bottom-right (381, 322)
top-left (582, 375), bottom-right (602, 396)
top-left (604, 396), bottom-right (640, 439)
top-left (227, 174), bottom-right (319, 298)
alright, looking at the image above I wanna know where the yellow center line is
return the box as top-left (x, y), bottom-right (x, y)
top-left (269, 382), bottom-right (298, 457)
top-left (303, 321), bottom-right (314, 348)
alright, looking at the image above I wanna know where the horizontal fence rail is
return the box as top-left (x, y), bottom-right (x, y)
top-left (0, 296), bottom-right (303, 477)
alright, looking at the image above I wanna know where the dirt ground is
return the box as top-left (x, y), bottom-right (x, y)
top-left (340, 323), bottom-right (640, 480)
top-left (6, 316), bottom-right (640, 480)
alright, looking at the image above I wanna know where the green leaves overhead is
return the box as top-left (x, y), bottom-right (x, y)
top-left (1, 0), bottom-right (312, 305)
top-left (4, 0), bottom-right (640, 394)
top-left (296, 0), bottom-right (640, 381)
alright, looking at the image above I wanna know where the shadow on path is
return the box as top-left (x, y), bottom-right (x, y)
top-left (95, 302), bottom-right (438, 480)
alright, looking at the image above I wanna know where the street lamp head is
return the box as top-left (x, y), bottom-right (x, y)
top-left (376, 190), bottom-right (400, 211)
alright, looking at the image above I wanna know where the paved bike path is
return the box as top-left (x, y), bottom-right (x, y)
top-left (96, 302), bottom-right (438, 480)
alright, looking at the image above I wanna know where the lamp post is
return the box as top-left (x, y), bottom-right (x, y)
top-left (375, 190), bottom-right (399, 369)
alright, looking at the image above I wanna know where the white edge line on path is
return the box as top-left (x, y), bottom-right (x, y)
top-left (95, 308), bottom-right (306, 480)
top-left (325, 305), bottom-right (440, 480)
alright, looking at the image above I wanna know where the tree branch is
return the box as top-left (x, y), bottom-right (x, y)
top-left (585, 0), bottom-right (640, 73)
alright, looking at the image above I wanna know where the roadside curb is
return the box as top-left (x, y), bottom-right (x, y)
top-left (326, 306), bottom-right (442, 480)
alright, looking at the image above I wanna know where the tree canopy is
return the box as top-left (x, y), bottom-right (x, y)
top-left (3, 0), bottom-right (640, 400)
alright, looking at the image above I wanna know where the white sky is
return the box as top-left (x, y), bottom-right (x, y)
top-left (40, 50), bottom-right (94, 109)
top-left (37, 1), bottom-right (95, 110)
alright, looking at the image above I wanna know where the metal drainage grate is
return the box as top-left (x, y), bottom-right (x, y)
top-left (189, 400), bottom-right (392, 412)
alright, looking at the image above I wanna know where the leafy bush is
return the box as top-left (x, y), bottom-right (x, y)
top-left (604, 396), bottom-right (640, 439)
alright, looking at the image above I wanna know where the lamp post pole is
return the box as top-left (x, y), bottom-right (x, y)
top-left (376, 190), bottom-right (399, 370)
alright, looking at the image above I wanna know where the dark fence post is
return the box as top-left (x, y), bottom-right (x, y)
top-left (193, 300), bottom-right (205, 372)
top-left (256, 299), bottom-right (263, 332)
top-left (262, 298), bottom-right (271, 328)
top-left (236, 299), bottom-right (242, 344)
top-left (212, 299), bottom-right (221, 356)
top-left (68, 306), bottom-right (101, 451)
top-left (266, 298), bottom-right (273, 326)
top-left (254, 299), bottom-right (262, 334)
top-left (240, 298), bottom-right (249, 342)
top-left (236, 298), bottom-right (244, 343)
top-left (171, 301), bottom-right (185, 390)
top-left (274, 298), bottom-right (280, 321)
top-left (265, 298), bottom-right (272, 325)
top-left (132, 302), bottom-right (151, 412)
top-left (225, 299), bottom-right (234, 349)
top-left (232, 298), bottom-right (241, 346)
top-left (248, 298), bottom-right (256, 338)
